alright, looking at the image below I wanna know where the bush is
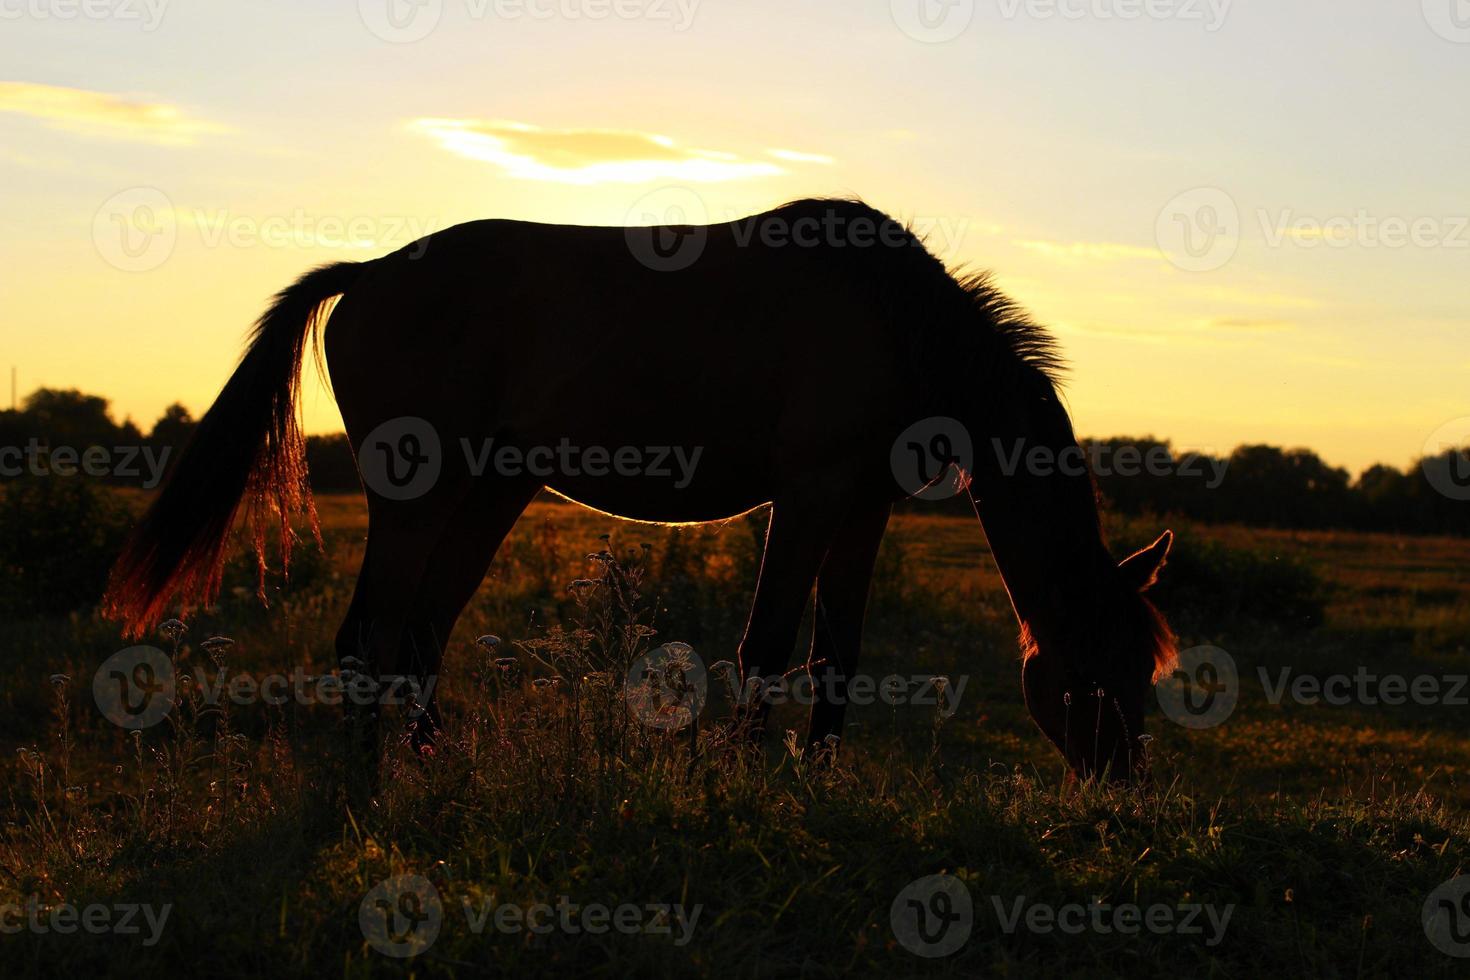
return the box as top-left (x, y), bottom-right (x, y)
top-left (1113, 524), bottom-right (1326, 632)
top-left (0, 475), bottom-right (132, 618)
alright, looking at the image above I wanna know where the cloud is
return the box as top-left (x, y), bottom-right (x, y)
top-left (766, 148), bottom-right (835, 164)
top-left (1014, 239), bottom-right (1160, 262)
top-left (0, 81), bottom-right (228, 145)
top-left (1198, 286), bottom-right (1321, 310)
top-left (410, 118), bottom-right (787, 184)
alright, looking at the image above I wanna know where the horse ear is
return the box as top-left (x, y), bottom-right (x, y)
top-left (1119, 530), bottom-right (1172, 592)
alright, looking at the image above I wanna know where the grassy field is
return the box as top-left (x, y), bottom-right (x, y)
top-left (2, 491), bottom-right (1469, 977)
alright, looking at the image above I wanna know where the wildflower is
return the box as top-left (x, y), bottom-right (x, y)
top-left (532, 678), bottom-right (552, 691)
top-left (48, 674), bottom-right (69, 687)
top-left (64, 786), bottom-right (84, 803)
top-left (201, 636), bottom-right (235, 666)
top-left (475, 634), bottom-right (501, 651)
top-left (824, 733), bottom-right (840, 750)
top-left (494, 657), bottom-right (516, 672)
top-left (158, 619), bottom-right (187, 644)
top-left (568, 579), bottom-right (597, 591)
top-left (932, 675), bottom-right (950, 697)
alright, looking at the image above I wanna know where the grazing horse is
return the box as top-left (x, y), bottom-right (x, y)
top-left (105, 198), bottom-right (1176, 781)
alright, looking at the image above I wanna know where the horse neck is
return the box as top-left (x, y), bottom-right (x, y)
top-left (968, 405), bottom-right (1113, 635)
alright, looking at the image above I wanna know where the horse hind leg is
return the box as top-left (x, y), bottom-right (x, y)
top-left (395, 476), bottom-right (540, 754)
top-left (334, 483), bottom-right (467, 772)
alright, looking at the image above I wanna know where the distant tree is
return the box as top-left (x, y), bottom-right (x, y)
top-left (149, 402), bottom-right (196, 448)
top-left (21, 388), bottom-right (119, 448)
top-left (1220, 445), bottom-right (1354, 528)
top-left (306, 433), bottom-right (361, 492)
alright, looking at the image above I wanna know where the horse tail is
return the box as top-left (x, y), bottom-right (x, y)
top-left (105, 261), bottom-right (368, 637)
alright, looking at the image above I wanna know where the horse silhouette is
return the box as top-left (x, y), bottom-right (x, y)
top-left (105, 198), bottom-right (1176, 781)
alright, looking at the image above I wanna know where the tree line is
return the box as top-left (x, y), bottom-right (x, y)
top-left (2, 388), bottom-right (1465, 536)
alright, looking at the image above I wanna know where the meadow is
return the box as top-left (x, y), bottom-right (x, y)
top-left (2, 488), bottom-right (1469, 977)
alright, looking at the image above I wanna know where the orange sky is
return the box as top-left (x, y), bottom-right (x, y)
top-left (2, 3), bottom-right (1467, 475)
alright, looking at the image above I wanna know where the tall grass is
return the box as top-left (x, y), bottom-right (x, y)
top-left (0, 500), bottom-right (1466, 976)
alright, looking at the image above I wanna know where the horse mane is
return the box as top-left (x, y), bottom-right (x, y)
top-left (948, 269), bottom-right (1067, 390)
top-left (769, 197), bottom-right (1068, 417)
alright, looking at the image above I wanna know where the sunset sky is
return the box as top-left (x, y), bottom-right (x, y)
top-left (2, 1), bottom-right (1466, 474)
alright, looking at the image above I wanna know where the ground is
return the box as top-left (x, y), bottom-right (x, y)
top-left (2, 493), bottom-right (1468, 977)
